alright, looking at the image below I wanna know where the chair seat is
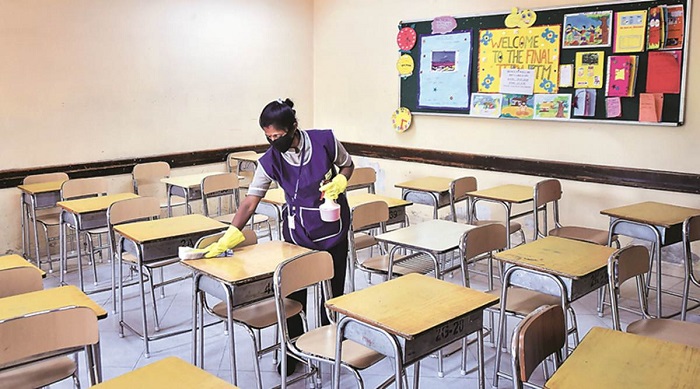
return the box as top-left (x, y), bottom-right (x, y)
top-left (34, 212), bottom-right (62, 227)
top-left (0, 356), bottom-right (76, 388)
top-left (474, 219), bottom-right (522, 233)
top-left (489, 287), bottom-right (561, 316)
top-left (295, 325), bottom-right (384, 369)
top-left (353, 233), bottom-right (377, 251)
top-left (549, 226), bottom-right (610, 246)
top-left (120, 253), bottom-right (180, 268)
top-left (359, 254), bottom-right (430, 276)
top-left (626, 318), bottom-right (700, 348)
top-left (212, 298), bottom-right (302, 329)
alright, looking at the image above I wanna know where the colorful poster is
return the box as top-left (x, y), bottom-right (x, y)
top-left (478, 25), bottom-right (561, 94)
top-left (470, 93), bottom-right (503, 118)
top-left (606, 55), bottom-right (638, 97)
top-left (614, 10), bottom-right (647, 53)
top-left (664, 5), bottom-right (684, 49)
top-left (646, 50), bottom-right (681, 94)
top-left (534, 94), bottom-right (571, 120)
top-left (574, 51), bottom-right (604, 89)
top-left (562, 11), bottom-right (613, 48)
top-left (647, 6), bottom-right (664, 50)
top-left (573, 89), bottom-right (596, 117)
top-left (500, 94), bottom-right (534, 119)
top-left (418, 31), bottom-right (472, 109)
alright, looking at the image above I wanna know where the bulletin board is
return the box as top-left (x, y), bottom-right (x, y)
top-left (397, 0), bottom-right (690, 125)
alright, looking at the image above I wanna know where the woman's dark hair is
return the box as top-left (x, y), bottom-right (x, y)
top-left (259, 98), bottom-right (297, 132)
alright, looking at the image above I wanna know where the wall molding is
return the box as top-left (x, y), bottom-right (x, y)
top-left (2, 143), bottom-right (698, 194)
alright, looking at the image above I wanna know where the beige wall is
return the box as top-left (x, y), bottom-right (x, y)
top-left (1, 0), bottom-right (314, 252)
top-left (314, 0), bottom-right (700, 238)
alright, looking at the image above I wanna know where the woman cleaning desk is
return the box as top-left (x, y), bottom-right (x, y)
top-left (199, 98), bottom-right (354, 374)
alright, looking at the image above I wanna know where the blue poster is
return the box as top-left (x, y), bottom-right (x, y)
top-left (418, 31), bottom-right (472, 110)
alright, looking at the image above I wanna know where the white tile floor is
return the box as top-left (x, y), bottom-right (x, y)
top-left (41, 237), bottom-right (700, 389)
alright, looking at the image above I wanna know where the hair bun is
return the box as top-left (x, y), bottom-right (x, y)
top-left (283, 98), bottom-right (294, 109)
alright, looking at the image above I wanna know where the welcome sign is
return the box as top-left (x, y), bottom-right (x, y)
top-left (478, 26), bottom-right (561, 94)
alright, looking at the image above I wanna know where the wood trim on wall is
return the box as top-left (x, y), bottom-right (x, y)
top-left (2, 143), bottom-right (698, 194)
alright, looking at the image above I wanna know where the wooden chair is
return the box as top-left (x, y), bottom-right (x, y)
top-left (108, 196), bottom-right (189, 347)
top-left (200, 172), bottom-right (271, 240)
top-left (0, 266), bottom-right (43, 298)
top-left (347, 201), bottom-right (429, 291)
top-left (273, 251), bottom-right (384, 389)
top-left (227, 151), bottom-right (258, 191)
top-left (510, 305), bottom-right (566, 389)
top-left (61, 177), bottom-right (110, 286)
top-left (680, 215), bottom-right (700, 320)
top-left (0, 306), bottom-right (101, 388)
top-left (346, 167), bottom-right (376, 193)
top-left (194, 229), bottom-right (299, 389)
top-left (608, 244), bottom-right (700, 348)
top-left (533, 179), bottom-right (615, 245)
top-left (132, 161), bottom-right (187, 213)
top-left (23, 172), bottom-right (69, 272)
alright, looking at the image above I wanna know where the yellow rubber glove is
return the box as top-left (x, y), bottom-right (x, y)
top-left (319, 174), bottom-right (348, 200)
top-left (203, 225), bottom-right (245, 258)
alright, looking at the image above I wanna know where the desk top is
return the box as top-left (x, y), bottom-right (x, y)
top-left (347, 192), bottom-right (412, 209)
top-left (114, 214), bottom-right (228, 243)
top-left (374, 219), bottom-right (475, 253)
top-left (495, 236), bottom-right (615, 279)
top-left (0, 285), bottom-right (107, 321)
top-left (600, 201), bottom-right (700, 229)
top-left (261, 188), bottom-right (285, 206)
top-left (0, 254), bottom-right (46, 278)
top-left (17, 180), bottom-right (66, 195)
top-left (92, 357), bottom-right (238, 388)
top-left (181, 241), bottom-right (312, 285)
top-left (545, 327), bottom-right (700, 389)
top-left (230, 152), bottom-right (263, 164)
top-left (160, 172), bottom-right (220, 188)
top-left (467, 184), bottom-right (533, 204)
top-left (57, 193), bottom-right (139, 214)
top-left (326, 273), bottom-right (498, 339)
top-left (394, 176), bottom-right (453, 193)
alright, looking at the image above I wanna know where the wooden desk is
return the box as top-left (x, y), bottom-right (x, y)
top-left (0, 285), bottom-right (107, 321)
top-left (181, 240), bottom-right (312, 385)
top-left (57, 193), bottom-right (139, 293)
top-left (467, 184), bottom-right (533, 248)
top-left (114, 214), bottom-right (228, 357)
top-left (17, 180), bottom-right (66, 267)
top-left (492, 236), bottom-right (616, 387)
top-left (258, 190), bottom-right (413, 239)
top-left (601, 201), bottom-right (700, 318)
top-left (92, 356), bottom-right (238, 388)
top-left (373, 219), bottom-right (476, 279)
top-left (327, 273), bottom-right (498, 389)
top-left (0, 254), bottom-right (46, 278)
top-left (161, 172), bottom-right (220, 217)
top-left (395, 176), bottom-right (453, 219)
top-left (545, 327), bottom-right (700, 389)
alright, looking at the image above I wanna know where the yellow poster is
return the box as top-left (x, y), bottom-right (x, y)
top-left (574, 51), bottom-right (605, 88)
top-left (478, 25), bottom-right (561, 94)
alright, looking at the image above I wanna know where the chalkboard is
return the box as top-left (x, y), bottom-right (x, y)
top-left (398, 0), bottom-right (690, 125)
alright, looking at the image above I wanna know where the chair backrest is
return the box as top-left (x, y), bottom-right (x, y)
top-left (459, 223), bottom-right (506, 289)
top-left (351, 200), bottom-right (389, 231)
top-left (61, 177), bottom-right (108, 201)
top-left (0, 267), bottom-right (43, 298)
top-left (449, 176), bottom-right (477, 222)
top-left (346, 167), bottom-right (376, 193)
top-left (200, 173), bottom-right (240, 217)
top-left (194, 228), bottom-right (257, 250)
top-left (608, 244), bottom-right (650, 330)
top-left (684, 214), bottom-right (700, 249)
top-left (533, 179), bottom-right (563, 240)
top-left (0, 306), bottom-right (98, 368)
top-left (132, 161), bottom-right (171, 196)
top-left (107, 197), bottom-right (162, 259)
top-left (23, 172), bottom-right (69, 185)
top-left (510, 304), bottom-right (566, 388)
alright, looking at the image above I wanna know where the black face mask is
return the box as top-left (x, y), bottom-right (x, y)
top-left (268, 129), bottom-right (296, 153)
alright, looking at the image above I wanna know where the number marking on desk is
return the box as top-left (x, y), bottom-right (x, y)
top-left (435, 318), bottom-right (465, 342)
top-left (263, 281), bottom-right (273, 296)
top-left (180, 238), bottom-right (195, 247)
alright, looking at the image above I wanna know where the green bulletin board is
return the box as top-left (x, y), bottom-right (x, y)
top-left (397, 0), bottom-right (690, 125)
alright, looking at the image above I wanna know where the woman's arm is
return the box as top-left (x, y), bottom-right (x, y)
top-left (231, 195), bottom-right (263, 230)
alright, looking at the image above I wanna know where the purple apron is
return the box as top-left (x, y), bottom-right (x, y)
top-left (258, 129), bottom-right (350, 251)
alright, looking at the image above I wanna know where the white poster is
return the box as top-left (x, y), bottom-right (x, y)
top-left (499, 68), bottom-right (536, 95)
top-left (417, 31), bottom-right (472, 109)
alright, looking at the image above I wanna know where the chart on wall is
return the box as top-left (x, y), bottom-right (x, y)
top-left (397, 0), bottom-right (690, 126)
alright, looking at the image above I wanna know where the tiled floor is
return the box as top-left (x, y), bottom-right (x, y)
top-left (42, 236), bottom-right (700, 389)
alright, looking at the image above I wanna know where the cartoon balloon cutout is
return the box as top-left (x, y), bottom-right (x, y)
top-left (505, 8), bottom-right (537, 28)
top-left (396, 54), bottom-right (414, 78)
top-left (431, 16), bottom-right (457, 34)
top-left (391, 107), bottom-right (412, 133)
top-left (397, 27), bottom-right (417, 51)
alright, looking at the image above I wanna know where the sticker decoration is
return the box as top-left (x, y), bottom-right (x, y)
top-left (397, 26), bottom-right (417, 52)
